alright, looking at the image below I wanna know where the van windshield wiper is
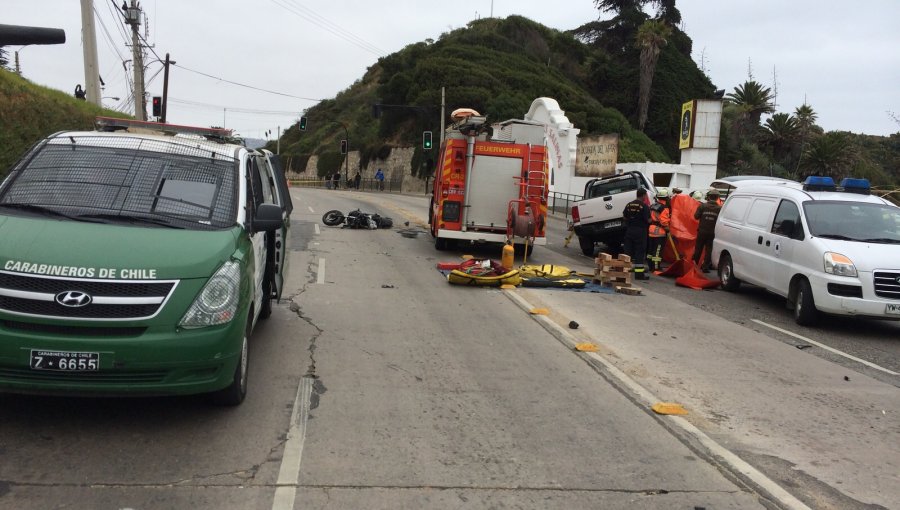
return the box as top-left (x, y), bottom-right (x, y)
top-left (0, 203), bottom-right (81, 220)
top-left (74, 212), bottom-right (186, 229)
top-left (858, 237), bottom-right (900, 244)
top-left (816, 233), bottom-right (855, 241)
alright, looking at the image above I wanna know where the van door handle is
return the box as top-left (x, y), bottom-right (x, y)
top-left (757, 236), bottom-right (763, 245)
top-left (765, 240), bottom-right (771, 247)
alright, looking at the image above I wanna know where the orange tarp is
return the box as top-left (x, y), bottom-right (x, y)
top-left (662, 194), bottom-right (700, 262)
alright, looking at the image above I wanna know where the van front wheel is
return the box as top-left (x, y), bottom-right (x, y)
top-left (718, 253), bottom-right (741, 291)
top-left (794, 278), bottom-right (818, 326)
top-left (211, 320), bottom-right (250, 406)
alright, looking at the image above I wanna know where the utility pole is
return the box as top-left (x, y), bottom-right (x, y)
top-left (79, 0), bottom-right (102, 106)
top-left (161, 52), bottom-right (174, 123)
top-left (440, 86), bottom-right (446, 144)
top-left (125, 1), bottom-right (146, 120)
top-left (277, 126), bottom-right (281, 155)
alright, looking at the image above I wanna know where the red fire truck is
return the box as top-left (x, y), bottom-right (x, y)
top-left (428, 112), bottom-right (549, 253)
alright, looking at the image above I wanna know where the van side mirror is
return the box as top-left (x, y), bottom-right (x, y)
top-left (252, 203), bottom-right (284, 233)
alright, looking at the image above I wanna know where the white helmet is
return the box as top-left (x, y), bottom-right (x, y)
top-left (655, 187), bottom-right (670, 199)
top-left (691, 190), bottom-right (704, 200)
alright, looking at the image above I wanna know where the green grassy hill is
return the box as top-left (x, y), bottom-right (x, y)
top-left (0, 69), bottom-right (129, 176)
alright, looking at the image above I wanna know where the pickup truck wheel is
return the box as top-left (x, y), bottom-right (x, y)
top-left (435, 236), bottom-right (449, 250)
top-left (794, 278), bottom-right (818, 326)
top-left (211, 319), bottom-right (250, 406)
top-left (578, 235), bottom-right (595, 257)
top-left (718, 253), bottom-right (741, 291)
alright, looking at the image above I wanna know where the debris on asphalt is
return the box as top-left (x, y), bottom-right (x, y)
top-left (651, 402), bottom-right (689, 415)
top-left (796, 344), bottom-right (812, 350)
top-left (381, 284), bottom-right (394, 289)
top-left (575, 342), bottom-right (598, 352)
top-left (529, 308), bottom-right (549, 315)
top-left (568, 320), bottom-right (579, 329)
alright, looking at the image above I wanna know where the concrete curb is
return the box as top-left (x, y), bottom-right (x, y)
top-left (501, 288), bottom-right (813, 510)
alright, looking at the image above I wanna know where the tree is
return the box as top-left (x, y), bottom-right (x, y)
top-left (760, 113), bottom-right (798, 166)
top-left (726, 80), bottom-right (775, 126)
top-left (0, 47), bottom-right (9, 70)
top-left (635, 19), bottom-right (671, 130)
top-left (800, 132), bottom-right (858, 180)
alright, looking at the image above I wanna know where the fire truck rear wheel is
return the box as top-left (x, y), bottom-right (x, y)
top-left (435, 236), bottom-right (450, 250)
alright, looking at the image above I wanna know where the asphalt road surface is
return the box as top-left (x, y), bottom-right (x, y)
top-left (1, 187), bottom-right (896, 510)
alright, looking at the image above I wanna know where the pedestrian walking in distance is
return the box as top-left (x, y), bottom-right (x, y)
top-left (693, 190), bottom-right (722, 272)
top-left (375, 168), bottom-right (385, 191)
top-left (623, 188), bottom-right (652, 280)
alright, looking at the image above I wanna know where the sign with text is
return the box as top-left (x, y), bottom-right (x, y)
top-left (575, 134), bottom-right (619, 177)
top-left (679, 100), bottom-right (696, 149)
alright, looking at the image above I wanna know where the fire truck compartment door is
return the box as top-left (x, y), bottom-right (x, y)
top-left (467, 155), bottom-right (522, 227)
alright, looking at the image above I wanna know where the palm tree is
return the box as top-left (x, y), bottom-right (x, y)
top-left (792, 103), bottom-right (818, 175)
top-left (800, 132), bottom-right (858, 180)
top-left (761, 113), bottom-right (799, 166)
top-left (726, 80), bottom-right (776, 145)
top-left (726, 80), bottom-right (776, 127)
top-left (635, 19), bottom-right (672, 130)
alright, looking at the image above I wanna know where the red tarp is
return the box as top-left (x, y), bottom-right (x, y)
top-left (674, 260), bottom-right (721, 290)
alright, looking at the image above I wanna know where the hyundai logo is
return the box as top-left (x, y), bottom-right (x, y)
top-left (55, 291), bottom-right (92, 308)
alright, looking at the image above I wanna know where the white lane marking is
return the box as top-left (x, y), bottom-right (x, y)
top-left (272, 377), bottom-right (313, 510)
top-left (314, 223), bottom-right (320, 235)
top-left (307, 206), bottom-right (314, 213)
top-left (316, 258), bottom-right (325, 284)
top-left (752, 319), bottom-right (899, 376)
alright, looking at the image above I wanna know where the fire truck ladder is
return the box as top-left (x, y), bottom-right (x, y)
top-left (506, 147), bottom-right (548, 260)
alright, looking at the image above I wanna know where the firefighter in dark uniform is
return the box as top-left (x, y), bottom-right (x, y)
top-left (693, 189), bottom-right (722, 272)
top-left (623, 188), bottom-right (652, 280)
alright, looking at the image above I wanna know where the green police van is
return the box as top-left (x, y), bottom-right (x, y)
top-left (0, 117), bottom-right (292, 405)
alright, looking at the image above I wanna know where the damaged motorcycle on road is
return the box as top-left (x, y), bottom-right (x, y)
top-left (321, 209), bottom-right (393, 229)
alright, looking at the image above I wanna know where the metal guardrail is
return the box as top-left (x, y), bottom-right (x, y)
top-left (547, 191), bottom-right (582, 220)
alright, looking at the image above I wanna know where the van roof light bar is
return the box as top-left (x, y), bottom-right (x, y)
top-left (95, 117), bottom-right (234, 139)
top-left (802, 176), bottom-right (836, 192)
top-left (839, 178), bottom-right (871, 195)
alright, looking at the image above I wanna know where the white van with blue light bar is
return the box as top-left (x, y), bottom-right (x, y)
top-left (711, 176), bottom-right (900, 325)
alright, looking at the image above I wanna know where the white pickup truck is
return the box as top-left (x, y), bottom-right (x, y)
top-left (570, 170), bottom-right (656, 256)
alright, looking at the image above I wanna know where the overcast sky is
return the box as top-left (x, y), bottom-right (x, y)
top-left (5, 0), bottom-right (899, 140)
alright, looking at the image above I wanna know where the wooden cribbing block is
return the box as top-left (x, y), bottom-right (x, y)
top-left (615, 285), bottom-right (642, 295)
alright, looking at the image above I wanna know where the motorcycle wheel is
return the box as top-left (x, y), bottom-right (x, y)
top-left (322, 210), bottom-right (345, 226)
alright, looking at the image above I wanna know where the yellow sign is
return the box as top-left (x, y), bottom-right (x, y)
top-left (575, 134), bottom-right (619, 177)
top-left (679, 100), bottom-right (695, 149)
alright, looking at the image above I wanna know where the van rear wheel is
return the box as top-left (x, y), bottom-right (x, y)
top-left (794, 278), bottom-right (818, 326)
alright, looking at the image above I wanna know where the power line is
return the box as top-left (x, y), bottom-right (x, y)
top-left (271, 0), bottom-right (385, 56)
top-left (171, 63), bottom-right (322, 102)
top-left (168, 97), bottom-right (300, 116)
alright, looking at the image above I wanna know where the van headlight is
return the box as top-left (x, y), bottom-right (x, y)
top-left (824, 252), bottom-right (857, 278)
top-left (179, 261), bottom-right (241, 328)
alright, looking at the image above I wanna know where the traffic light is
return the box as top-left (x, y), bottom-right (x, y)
top-left (152, 96), bottom-right (162, 117)
top-left (423, 130), bottom-right (433, 150)
top-left (340, 139), bottom-right (347, 154)
top-left (299, 116), bottom-right (307, 130)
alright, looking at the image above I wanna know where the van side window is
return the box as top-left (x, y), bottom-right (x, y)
top-left (254, 156), bottom-right (277, 205)
top-left (746, 198), bottom-right (776, 229)
top-left (771, 200), bottom-right (803, 239)
top-left (722, 196), bottom-right (751, 222)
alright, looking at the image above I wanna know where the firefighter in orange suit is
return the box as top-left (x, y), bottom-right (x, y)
top-left (647, 189), bottom-right (671, 271)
